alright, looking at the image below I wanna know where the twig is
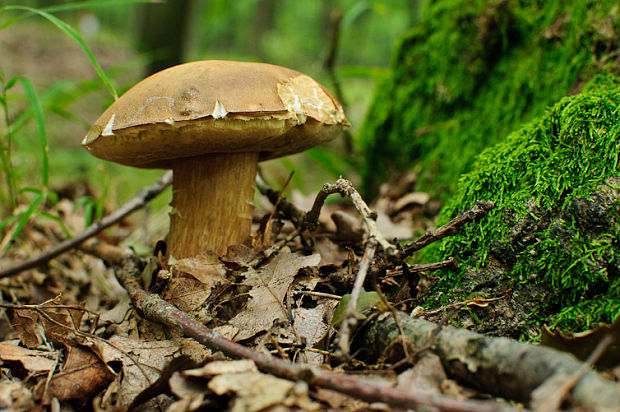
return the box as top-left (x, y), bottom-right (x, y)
top-left (304, 178), bottom-right (395, 254)
top-left (337, 240), bottom-right (377, 356)
top-left (255, 174), bottom-right (305, 226)
top-left (399, 200), bottom-right (494, 257)
top-left (100, 244), bottom-right (513, 412)
top-left (385, 258), bottom-right (457, 278)
top-left (0, 171), bottom-right (172, 279)
top-left (535, 334), bottom-right (614, 412)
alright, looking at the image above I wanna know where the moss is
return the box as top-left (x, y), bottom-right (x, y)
top-left (360, 0), bottom-right (620, 199)
top-left (424, 75), bottom-right (620, 334)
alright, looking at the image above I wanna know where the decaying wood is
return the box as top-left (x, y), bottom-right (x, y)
top-left (96, 244), bottom-right (515, 412)
top-left (359, 311), bottom-right (620, 411)
top-left (0, 171), bottom-right (173, 280)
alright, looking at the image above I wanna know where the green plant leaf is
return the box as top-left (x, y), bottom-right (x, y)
top-left (305, 147), bottom-right (355, 178)
top-left (331, 291), bottom-right (381, 325)
top-left (10, 80), bottom-right (71, 138)
top-left (18, 78), bottom-right (49, 188)
top-left (3, 191), bottom-right (44, 253)
top-left (1, 5), bottom-right (118, 99)
top-left (37, 211), bottom-right (72, 238)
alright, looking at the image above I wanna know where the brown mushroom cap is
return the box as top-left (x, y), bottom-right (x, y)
top-left (82, 60), bottom-right (348, 168)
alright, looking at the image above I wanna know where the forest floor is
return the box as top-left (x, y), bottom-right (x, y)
top-left (2, 168), bottom-right (620, 411)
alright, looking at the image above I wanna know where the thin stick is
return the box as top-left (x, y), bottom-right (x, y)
top-left (399, 200), bottom-right (494, 257)
top-left (0, 171), bottom-right (172, 279)
top-left (255, 174), bottom-right (305, 226)
top-left (337, 240), bottom-right (377, 356)
top-left (536, 334), bottom-right (614, 412)
top-left (303, 178), bottom-right (395, 254)
top-left (99, 244), bottom-right (513, 412)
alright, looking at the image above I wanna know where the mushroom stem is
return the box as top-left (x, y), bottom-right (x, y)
top-left (168, 152), bottom-right (258, 258)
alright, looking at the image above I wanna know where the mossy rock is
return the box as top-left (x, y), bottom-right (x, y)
top-left (360, 0), bottom-right (620, 198)
top-left (423, 75), bottom-right (620, 338)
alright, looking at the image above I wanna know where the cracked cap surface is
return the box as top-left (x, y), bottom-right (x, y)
top-left (83, 60), bottom-right (348, 168)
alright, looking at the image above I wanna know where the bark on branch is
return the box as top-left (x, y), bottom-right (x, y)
top-left (359, 311), bottom-right (620, 411)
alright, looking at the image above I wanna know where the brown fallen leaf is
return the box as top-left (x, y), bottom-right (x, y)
top-left (172, 252), bottom-right (227, 285)
top-left (35, 344), bottom-right (114, 404)
top-left (542, 315), bottom-right (620, 368)
top-left (312, 235), bottom-right (349, 266)
top-left (11, 306), bottom-right (85, 349)
top-left (163, 252), bottom-right (228, 320)
top-left (396, 353), bottom-right (447, 395)
top-left (185, 359), bottom-right (258, 377)
top-left (208, 370), bottom-right (295, 412)
top-left (97, 336), bottom-right (186, 411)
top-left (0, 341), bottom-right (57, 372)
top-left (391, 191), bottom-right (430, 214)
top-left (0, 379), bottom-right (35, 411)
top-left (229, 249), bottom-right (321, 341)
top-left (293, 303), bottom-right (333, 364)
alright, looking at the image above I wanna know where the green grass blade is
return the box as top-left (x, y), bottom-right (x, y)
top-left (3, 191), bottom-right (44, 253)
top-left (0, 213), bottom-right (19, 233)
top-left (10, 80), bottom-right (71, 136)
top-left (18, 78), bottom-right (49, 188)
top-left (0, 0), bottom-right (153, 34)
top-left (2, 6), bottom-right (118, 99)
top-left (37, 211), bottom-right (72, 238)
top-left (39, 0), bottom-right (156, 14)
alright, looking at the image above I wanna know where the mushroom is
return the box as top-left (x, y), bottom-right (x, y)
top-left (82, 60), bottom-right (348, 259)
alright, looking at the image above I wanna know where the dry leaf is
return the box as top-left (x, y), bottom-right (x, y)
top-left (35, 345), bottom-right (114, 404)
top-left (541, 316), bottom-right (620, 368)
top-left (396, 353), bottom-right (446, 395)
top-left (208, 371), bottom-right (295, 412)
top-left (229, 249), bottom-right (321, 341)
top-left (0, 341), bottom-right (57, 372)
top-left (392, 191), bottom-right (430, 213)
top-left (0, 379), bottom-right (34, 411)
top-left (172, 252), bottom-right (226, 285)
top-left (293, 304), bottom-right (333, 364)
top-left (185, 359), bottom-right (258, 377)
top-left (313, 236), bottom-right (349, 266)
top-left (11, 307), bottom-right (84, 349)
top-left (97, 336), bottom-right (184, 410)
top-left (376, 212), bottom-right (413, 241)
top-left (168, 371), bottom-right (206, 412)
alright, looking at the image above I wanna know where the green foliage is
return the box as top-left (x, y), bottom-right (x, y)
top-left (425, 74), bottom-right (620, 332)
top-left (0, 1), bottom-right (144, 248)
top-left (360, 0), bottom-right (620, 198)
top-left (331, 291), bottom-right (381, 325)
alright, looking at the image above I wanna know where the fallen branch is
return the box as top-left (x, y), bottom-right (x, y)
top-left (303, 178), bottom-right (395, 253)
top-left (360, 311), bottom-right (620, 411)
top-left (399, 200), bottom-right (494, 258)
top-left (94, 243), bottom-right (515, 412)
top-left (0, 171), bottom-right (172, 279)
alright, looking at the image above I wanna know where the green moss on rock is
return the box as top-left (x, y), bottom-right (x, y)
top-left (360, 0), bottom-right (620, 198)
top-left (425, 75), bottom-right (620, 335)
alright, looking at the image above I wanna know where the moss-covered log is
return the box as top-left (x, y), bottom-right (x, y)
top-left (423, 75), bottom-right (620, 335)
top-left (360, 0), bottom-right (620, 198)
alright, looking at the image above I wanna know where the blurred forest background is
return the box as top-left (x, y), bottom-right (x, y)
top-left (0, 0), bottom-right (425, 250)
top-left (1, 0), bottom-right (420, 192)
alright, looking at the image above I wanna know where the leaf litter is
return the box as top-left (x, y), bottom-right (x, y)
top-left (1, 173), bottom-right (616, 411)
